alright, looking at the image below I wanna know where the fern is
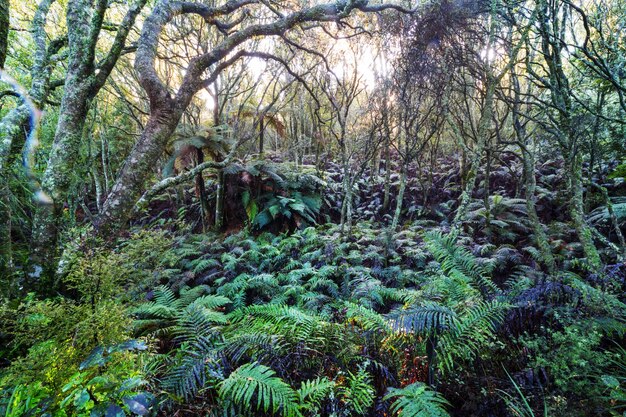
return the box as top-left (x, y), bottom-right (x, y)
top-left (389, 303), bottom-right (457, 334)
top-left (297, 377), bottom-right (335, 412)
top-left (340, 367), bottom-right (375, 415)
top-left (345, 302), bottom-right (391, 333)
top-left (133, 286), bottom-right (229, 339)
top-left (424, 230), bottom-right (498, 296)
top-left (438, 300), bottom-right (508, 372)
top-left (191, 257), bottom-right (221, 274)
top-left (385, 383), bottom-right (451, 417)
top-left (219, 363), bottom-right (300, 417)
top-left (229, 305), bottom-right (325, 342)
top-left (161, 340), bottom-right (223, 401)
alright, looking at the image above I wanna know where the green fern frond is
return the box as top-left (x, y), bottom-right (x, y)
top-left (424, 231), bottom-right (498, 296)
top-left (345, 302), bottom-right (391, 333)
top-left (438, 300), bottom-right (508, 372)
top-left (340, 368), bottom-right (374, 415)
top-left (219, 363), bottom-right (300, 417)
top-left (384, 383), bottom-right (451, 417)
top-left (161, 340), bottom-right (223, 401)
top-left (389, 304), bottom-right (458, 335)
top-left (297, 377), bottom-right (335, 411)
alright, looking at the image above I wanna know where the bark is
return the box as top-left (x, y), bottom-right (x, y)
top-left (0, 0), bottom-right (60, 171)
top-left (382, 110), bottom-right (392, 212)
top-left (566, 155), bottom-right (601, 268)
top-left (510, 62), bottom-right (556, 273)
top-left (214, 169), bottom-right (225, 229)
top-left (194, 148), bottom-right (210, 230)
top-left (452, 78), bottom-right (494, 229)
top-left (92, 167), bottom-right (103, 213)
top-left (30, 0), bottom-right (146, 271)
top-left (483, 146), bottom-right (491, 229)
top-left (0, 0), bottom-right (60, 276)
top-left (0, 180), bottom-right (11, 281)
top-left (535, 0), bottom-right (601, 269)
top-left (390, 162), bottom-right (407, 232)
top-left (259, 115), bottom-right (264, 154)
top-left (97, 114), bottom-right (182, 234)
top-left (0, 0), bottom-right (8, 68)
top-left (339, 150), bottom-right (354, 237)
top-left (521, 146), bottom-right (556, 273)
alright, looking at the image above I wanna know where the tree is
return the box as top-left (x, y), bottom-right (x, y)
top-left (94, 0), bottom-right (437, 235)
top-left (30, 0), bottom-right (147, 273)
top-left (386, 13), bottom-right (448, 231)
top-left (525, 0), bottom-right (602, 268)
top-left (0, 0), bottom-right (65, 280)
top-left (0, 0), bottom-right (8, 69)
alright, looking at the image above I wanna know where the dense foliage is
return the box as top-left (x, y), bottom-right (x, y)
top-left (1, 0), bottom-right (626, 415)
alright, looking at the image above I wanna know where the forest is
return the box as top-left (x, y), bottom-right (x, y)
top-left (0, 0), bottom-right (625, 415)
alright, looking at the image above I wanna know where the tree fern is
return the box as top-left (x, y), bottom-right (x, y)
top-left (219, 363), bottom-right (300, 417)
top-left (385, 383), bottom-right (450, 417)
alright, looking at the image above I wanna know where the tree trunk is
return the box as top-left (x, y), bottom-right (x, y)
top-left (97, 111), bottom-right (182, 234)
top-left (0, 0), bottom-right (58, 171)
top-left (521, 146), bottom-right (556, 273)
top-left (194, 148), bottom-right (209, 230)
top-left (0, 0), bottom-right (8, 69)
top-left (535, 0), bottom-right (601, 269)
top-left (91, 167), bottom-right (103, 213)
top-left (340, 161), bottom-right (352, 236)
top-left (0, 0), bottom-right (58, 278)
top-left (391, 162), bottom-right (407, 232)
top-left (566, 155), bottom-right (602, 269)
top-left (31, 85), bottom-right (91, 271)
top-left (0, 179), bottom-right (11, 284)
top-left (453, 145), bottom-right (482, 230)
top-left (214, 168), bottom-right (225, 230)
top-left (483, 147), bottom-right (491, 229)
top-left (30, 0), bottom-right (145, 272)
top-left (382, 113), bottom-right (392, 212)
top-left (259, 115), bottom-right (264, 155)
top-left (452, 75), bottom-right (495, 229)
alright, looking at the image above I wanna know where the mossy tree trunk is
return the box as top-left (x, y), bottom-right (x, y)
top-left (30, 0), bottom-right (146, 274)
top-left (0, 0), bottom-right (62, 280)
top-left (0, 0), bottom-right (8, 69)
top-left (509, 62), bottom-right (557, 273)
top-left (0, 0), bottom-right (61, 171)
top-left (390, 161), bottom-right (407, 232)
top-left (534, 0), bottom-right (601, 269)
top-left (452, 77), bottom-right (494, 229)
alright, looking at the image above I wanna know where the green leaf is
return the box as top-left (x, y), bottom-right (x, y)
top-left (105, 404), bottom-right (126, 417)
top-left (80, 347), bottom-right (106, 369)
top-left (268, 204), bottom-right (281, 218)
top-left (74, 389), bottom-right (90, 408)
top-left (123, 394), bottom-right (151, 416)
top-left (602, 375), bottom-right (620, 389)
